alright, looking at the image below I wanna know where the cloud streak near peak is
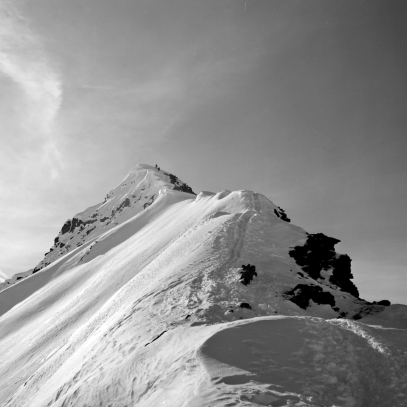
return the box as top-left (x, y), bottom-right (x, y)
top-left (0, 1), bottom-right (62, 180)
top-left (0, 1), bottom-right (64, 279)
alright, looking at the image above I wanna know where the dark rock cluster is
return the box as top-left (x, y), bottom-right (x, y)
top-left (116, 198), bottom-right (131, 213)
top-left (289, 233), bottom-right (359, 297)
top-left (284, 284), bottom-right (336, 309)
top-left (61, 217), bottom-right (97, 235)
top-left (351, 302), bottom-right (390, 320)
top-left (239, 264), bottom-right (257, 286)
top-left (274, 206), bottom-right (291, 222)
top-left (143, 194), bottom-right (156, 209)
top-left (163, 171), bottom-right (196, 195)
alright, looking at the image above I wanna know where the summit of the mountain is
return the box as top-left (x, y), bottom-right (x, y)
top-left (37, 164), bottom-right (194, 272)
top-left (0, 165), bottom-right (194, 292)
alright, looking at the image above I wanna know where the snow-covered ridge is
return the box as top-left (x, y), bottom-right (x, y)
top-left (0, 164), bottom-right (394, 319)
top-left (0, 164), bottom-right (406, 406)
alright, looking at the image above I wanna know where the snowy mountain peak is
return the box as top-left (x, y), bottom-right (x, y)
top-left (0, 164), bottom-right (390, 325)
top-left (0, 165), bottom-right (386, 322)
top-left (35, 164), bottom-right (195, 272)
top-left (1, 165), bottom-right (406, 406)
top-left (0, 164), bottom-right (196, 296)
top-left (0, 165), bottom-right (195, 289)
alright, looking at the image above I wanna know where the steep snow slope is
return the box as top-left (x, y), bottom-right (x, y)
top-left (0, 164), bottom-right (195, 293)
top-left (0, 164), bottom-right (405, 407)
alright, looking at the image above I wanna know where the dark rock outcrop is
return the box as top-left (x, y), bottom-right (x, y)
top-left (284, 284), bottom-right (336, 309)
top-left (239, 264), bottom-right (257, 286)
top-left (60, 217), bottom-right (98, 235)
top-left (351, 303), bottom-right (387, 320)
top-left (328, 255), bottom-right (359, 298)
top-left (274, 206), bottom-right (291, 222)
top-left (374, 300), bottom-right (391, 306)
top-left (289, 233), bottom-right (359, 297)
top-left (239, 303), bottom-right (252, 310)
top-left (86, 226), bottom-right (96, 235)
top-left (32, 265), bottom-right (43, 274)
top-left (163, 171), bottom-right (196, 195)
top-left (117, 198), bottom-right (131, 212)
top-left (61, 219), bottom-right (73, 234)
top-left (143, 194), bottom-right (156, 209)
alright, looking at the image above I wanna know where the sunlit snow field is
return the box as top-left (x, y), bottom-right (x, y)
top-left (0, 166), bottom-right (406, 407)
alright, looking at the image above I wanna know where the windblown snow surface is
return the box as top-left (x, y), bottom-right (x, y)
top-left (0, 164), bottom-right (406, 407)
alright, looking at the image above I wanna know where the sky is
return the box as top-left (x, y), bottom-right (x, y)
top-left (0, 0), bottom-right (406, 304)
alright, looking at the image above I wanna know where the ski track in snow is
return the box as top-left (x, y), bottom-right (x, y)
top-left (0, 166), bottom-right (406, 407)
top-left (227, 211), bottom-right (253, 265)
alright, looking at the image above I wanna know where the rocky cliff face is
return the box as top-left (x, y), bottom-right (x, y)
top-left (288, 233), bottom-right (359, 297)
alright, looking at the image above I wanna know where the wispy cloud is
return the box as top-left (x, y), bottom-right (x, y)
top-left (0, 0), bottom-right (63, 182)
top-left (0, 1), bottom-right (64, 276)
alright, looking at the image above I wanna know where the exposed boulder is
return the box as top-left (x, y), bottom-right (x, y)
top-left (374, 300), bottom-right (391, 306)
top-left (239, 264), bottom-right (257, 286)
top-left (61, 219), bottom-right (72, 235)
top-left (284, 284), bottom-right (336, 310)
